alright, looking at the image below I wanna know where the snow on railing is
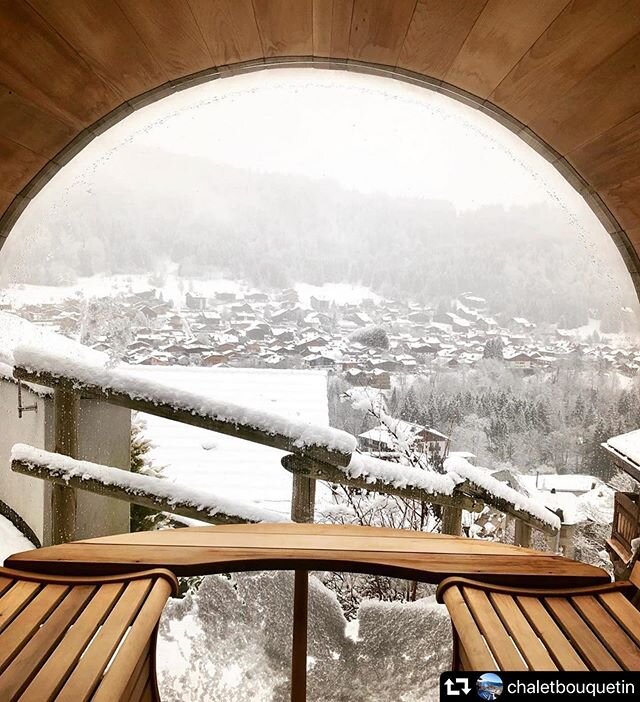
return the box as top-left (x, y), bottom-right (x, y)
top-left (8, 339), bottom-right (559, 534)
top-left (11, 444), bottom-right (285, 526)
top-left (13, 343), bottom-right (356, 466)
top-left (444, 456), bottom-right (561, 531)
top-left (343, 452), bottom-right (457, 495)
top-left (285, 451), bottom-right (560, 532)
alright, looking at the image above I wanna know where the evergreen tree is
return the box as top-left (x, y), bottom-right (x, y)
top-left (483, 336), bottom-right (504, 360)
top-left (130, 413), bottom-right (164, 532)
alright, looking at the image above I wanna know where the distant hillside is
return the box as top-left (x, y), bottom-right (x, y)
top-left (2, 146), bottom-right (637, 330)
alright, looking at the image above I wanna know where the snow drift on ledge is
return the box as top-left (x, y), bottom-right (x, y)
top-left (12, 343), bottom-right (357, 455)
top-left (11, 444), bottom-right (285, 524)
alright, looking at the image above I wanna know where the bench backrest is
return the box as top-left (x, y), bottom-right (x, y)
top-left (0, 566), bottom-right (177, 701)
top-left (631, 561), bottom-right (640, 590)
top-left (437, 577), bottom-right (640, 671)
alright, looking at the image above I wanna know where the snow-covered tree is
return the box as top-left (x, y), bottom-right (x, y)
top-left (348, 325), bottom-right (390, 349)
top-left (79, 296), bottom-right (139, 366)
top-left (130, 412), bottom-right (165, 532)
top-left (158, 571), bottom-right (451, 702)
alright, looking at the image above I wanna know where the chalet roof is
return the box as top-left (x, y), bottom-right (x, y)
top-left (602, 429), bottom-right (640, 483)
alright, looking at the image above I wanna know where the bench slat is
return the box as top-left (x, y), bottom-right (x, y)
top-left (93, 579), bottom-right (172, 702)
top-left (599, 592), bottom-right (640, 648)
top-left (516, 596), bottom-right (587, 671)
top-left (0, 585), bottom-right (68, 674)
top-left (18, 583), bottom-right (125, 702)
top-left (464, 589), bottom-right (526, 670)
top-left (129, 651), bottom-right (151, 702)
top-left (545, 598), bottom-right (621, 671)
top-left (122, 642), bottom-right (151, 701)
top-left (139, 678), bottom-right (154, 702)
top-left (0, 585), bottom-right (94, 701)
top-left (572, 595), bottom-right (640, 670)
top-left (0, 582), bottom-right (40, 635)
top-left (490, 593), bottom-right (557, 670)
top-left (55, 580), bottom-right (153, 702)
top-left (441, 587), bottom-right (496, 670)
top-left (0, 577), bottom-right (14, 598)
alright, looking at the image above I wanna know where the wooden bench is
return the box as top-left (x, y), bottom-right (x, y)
top-left (0, 566), bottom-right (178, 701)
top-left (437, 563), bottom-right (640, 671)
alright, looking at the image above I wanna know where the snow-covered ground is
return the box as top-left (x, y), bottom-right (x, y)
top-left (0, 514), bottom-right (33, 564)
top-left (0, 276), bottom-right (382, 311)
top-left (131, 366), bottom-right (335, 516)
top-left (294, 283), bottom-right (381, 306)
top-left (0, 272), bottom-right (246, 309)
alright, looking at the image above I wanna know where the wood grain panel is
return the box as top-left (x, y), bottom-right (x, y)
top-left (0, 85), bottom-right (76, 158)
top-left (0, 1), bottom-right (121, 127)
top-left (0, 188), bottom-right (16, 214)
top-left (445, 0), bottom-right (569, 98)
top-left (117, 0), bottom-right (212, 80)
top-left (312, 0), bottom-right (333, 57)
top-left (600, 173), bottom-right (640, 232)
top-left (328, 0), bottom-right (354, 59)
top-left (0, 136), bottom-right (47, 193)
top-left (530, 31), bottom-right (640, 155)
top-left (491, 0), bottom-right (640, 124)
top-left (398, 0), bottom-right (487, 78)
top-left (252, 0), bottom-right (313, 58)
top-left (567, 110), bottom-right (640, 190)
top-left (188, 0), bottom-right (263, 66)
top-left (27, 0), bottom-right (168, 99)
top-left (348, 0), bottom-right (417, 65)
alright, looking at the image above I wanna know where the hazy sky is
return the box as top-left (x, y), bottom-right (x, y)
top-left (4, 65), bottom-right (624, 293)
top-left (45, 68), bottom-right (596, 220)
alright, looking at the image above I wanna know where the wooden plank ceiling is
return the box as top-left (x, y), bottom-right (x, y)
top-left (1, 0), bottom-right (640, 291)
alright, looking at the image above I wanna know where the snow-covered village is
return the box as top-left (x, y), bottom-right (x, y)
top-left (2, 8), bottom-right (640, 702)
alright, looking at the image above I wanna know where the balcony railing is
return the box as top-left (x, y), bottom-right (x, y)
top-left (609, 491), bottom-right (640, 565)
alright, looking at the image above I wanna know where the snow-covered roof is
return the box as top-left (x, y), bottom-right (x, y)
top-left (605, 428), bottom-right (640, 466)
top-left (529, 484), bottom-right (614, 525)
top-left (520, 474), bottom-right (602, 494)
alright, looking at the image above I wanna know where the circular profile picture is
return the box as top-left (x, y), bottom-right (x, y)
top-left (476, 673), bottom-right (503, 700)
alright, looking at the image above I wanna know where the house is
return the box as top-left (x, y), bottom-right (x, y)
top-left (201, 354), bottom-right (227, 366)
top-left (407, 310), bottom-right (431, 324)
top-left (306, 354), bottom-right (336, 368)
top-left (185, 292), bottom-right (207, 311)
top-left (358, 419), bottom-right (448, 460)
top-left (504, 351), bottom-right (539, 370)
top-left (512, 317), bottom-right (536, 332)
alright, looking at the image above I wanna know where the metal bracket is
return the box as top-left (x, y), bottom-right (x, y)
top-left (17, 380), bottom-right (38, 418)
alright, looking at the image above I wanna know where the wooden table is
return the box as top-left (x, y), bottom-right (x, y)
top-left (6, 523), bottom-right (609, 702)
top-left (6, 522), bottom-right (609, 586)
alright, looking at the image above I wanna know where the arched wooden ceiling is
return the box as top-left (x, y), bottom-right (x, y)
top-left (1, 1), bottom-right (640, 292)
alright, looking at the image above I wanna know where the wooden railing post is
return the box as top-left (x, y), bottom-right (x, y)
top-left (291, 474), bottom-right (316, 524)
top-left (514, 519), bottom-right (532, 548)
top-left (558, 523), bottom-right (576, 559)
top-left (52, 387), bottom-right (79, 544)
top-left (441, 505), bottom-right (463, 535)
top-left (290, 471), bottom-right (316, 702)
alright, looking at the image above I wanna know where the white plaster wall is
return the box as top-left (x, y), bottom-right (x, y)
top-left (0, 379), bottom-right (52, 543)
top-left (0, 378), bottom-right (131, 546)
